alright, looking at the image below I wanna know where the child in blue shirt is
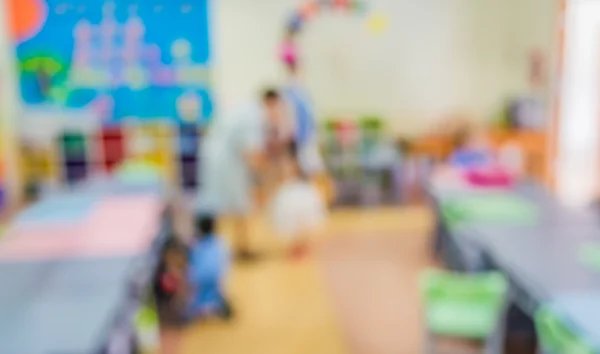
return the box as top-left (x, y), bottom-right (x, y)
top-left (187, 214), bottom-right (233, 320)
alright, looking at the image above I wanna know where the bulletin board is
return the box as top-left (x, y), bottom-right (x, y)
top-left (11, 0), bottom-right (213, 124)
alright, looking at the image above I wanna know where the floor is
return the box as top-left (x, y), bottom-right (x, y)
top-left (177, 206), bottom-right (434, 354)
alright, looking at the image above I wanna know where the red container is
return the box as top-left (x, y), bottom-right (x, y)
top-left (99, 126), bottom-right (125, 172)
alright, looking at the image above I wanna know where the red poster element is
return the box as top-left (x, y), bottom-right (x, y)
top-left (7, 0), bottom-right (48, 42)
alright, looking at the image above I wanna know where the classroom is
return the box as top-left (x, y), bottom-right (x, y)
top-left (0, 0), bottom-right (597, 353)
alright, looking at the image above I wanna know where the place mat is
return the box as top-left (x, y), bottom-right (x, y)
top-left (14, 195), bottom-right (98, 226)
top-left (579, 243), bottom-right (600, 272)
top-left (442, 194), bottom-right (538, 226)
top-left (0, 195), bottom-right (163, 261)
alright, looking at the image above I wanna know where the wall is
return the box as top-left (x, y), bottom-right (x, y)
top-left (212, 0), bottom-right (558, 135)
top-left (0, 0), bottom-right (23, 206)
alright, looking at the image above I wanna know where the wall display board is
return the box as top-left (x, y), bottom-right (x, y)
top-left (12, 0), bottom-right (213, 124)
top-left (9, 0), bottom-right (211, 189)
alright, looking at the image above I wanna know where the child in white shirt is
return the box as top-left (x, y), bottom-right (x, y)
top-left (269, 141), bottom-right (327, 258)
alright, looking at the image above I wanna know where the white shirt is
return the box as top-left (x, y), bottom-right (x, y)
top-left (197, 102), bottom-right (266, 213)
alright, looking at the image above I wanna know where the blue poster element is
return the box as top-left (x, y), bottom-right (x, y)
top-left (16, 0), bottom-right (213, 124)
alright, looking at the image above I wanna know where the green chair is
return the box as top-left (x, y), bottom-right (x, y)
top-left (535, 306), bottom-right (594, 354)
top-left (420, 269), bottom-right (509, 353)
top-left (115, 160), bottom-right (162, 185)
top-left (358, 116), bottom-right (384, 156)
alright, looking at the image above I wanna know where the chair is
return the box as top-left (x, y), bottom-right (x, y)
top-left (420, 269), bottom-right (509, 354)
top-left (535, 306), bottom-right (594, 354)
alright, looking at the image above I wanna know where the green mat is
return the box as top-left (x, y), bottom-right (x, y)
top-left (579, 243), bottom-right (600, 272)
top-left (420, 269), bottom-right (508, 339)
top-left (441, 194), bottom-right (538, 227)
top-left (535, 307), bottom-right (594, 354)
top-left (115, 161), bottom-right (162, 184)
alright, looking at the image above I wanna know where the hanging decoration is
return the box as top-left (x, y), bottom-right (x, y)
top-left (280, 0), bottom-right (369, 71)
top-left (366, 12), bottom-right (389, 35)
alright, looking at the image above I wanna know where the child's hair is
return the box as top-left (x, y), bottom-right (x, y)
top-left (451, 127), bottom-right (471, 150)
top-left (396, 138), bottom-right (412, 155)
top-left (162, 235), bottom-right (189, 261)
top-left (262, 88), bottom-right (280, 103)
top-left (195, 214), bottom-right (216, 239)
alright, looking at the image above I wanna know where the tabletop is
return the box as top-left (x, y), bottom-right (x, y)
top-left (429, 177), bottom-right (600, 347)
top-left (0, 183), bottom-right (166, 354)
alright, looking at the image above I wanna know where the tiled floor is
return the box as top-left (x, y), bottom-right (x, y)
top-left (178, 206), bottom-right (434, 354)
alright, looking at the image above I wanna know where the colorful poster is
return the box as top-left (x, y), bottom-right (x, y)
top-left (11, 0), bottom-right (213, 124)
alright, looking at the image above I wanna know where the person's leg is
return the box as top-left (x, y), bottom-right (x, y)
top-left (160, 327), bottom-right (182, 354)
top-left (289, 234), bottom-right (310, 259)
top-left (233, 212), bottom-right (267, 262)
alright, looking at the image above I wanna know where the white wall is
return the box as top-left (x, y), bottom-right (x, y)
top-left (212, 0), bottom-right (558, 135)
top-left (0, 0), bottom-right (23, 205)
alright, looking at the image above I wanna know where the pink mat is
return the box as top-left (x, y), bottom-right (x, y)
top-left (0, 195), bottom-right (164, 261)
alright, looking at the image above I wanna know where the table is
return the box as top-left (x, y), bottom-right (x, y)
top-left (0, 183), bottom-right (168, 354)
top-left (429, 179), bottom-right (600, 352)
top-left (543, 292), bottom-right (600, 352)
top-left (431, 181), bottom-right (596, 273)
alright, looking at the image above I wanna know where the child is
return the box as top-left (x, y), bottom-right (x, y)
top-left (187, 214), bottom-right (233, 320)
top-left (269, 141), bottom-right (327, 258)
top-left (153, 237), bottom-right (189, 328)
top-left (448, 127), bottom-right (495, 169)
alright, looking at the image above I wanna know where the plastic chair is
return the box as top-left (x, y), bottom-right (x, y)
top-left (420, 269), bottom-right (509, 354)
top-left (535, 306), bottom-right (594, 354)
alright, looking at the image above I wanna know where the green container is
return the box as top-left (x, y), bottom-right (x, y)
top-left (59, 131), bottom-right (87, 159)
top-left (535, 307), bottom-right (594, 354)
top-left (441, 194), bottom-right (538, 227)
top-left (420, 269), bottom-right (508, 339)
top-left (359, 116), bottom-right (383, 130)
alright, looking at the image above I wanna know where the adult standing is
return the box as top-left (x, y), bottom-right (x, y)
top-left (197, 89), bottom-right (284, 261)
top-left (281, 67), bottom-right (324, 177)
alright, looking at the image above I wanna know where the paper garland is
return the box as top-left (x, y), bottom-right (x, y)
top-left (285, 0), bottom-right (368, 35)
top-left (281, 0), bottom-right (369, 70)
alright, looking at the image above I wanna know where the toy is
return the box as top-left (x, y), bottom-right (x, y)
top-left (463, 167), bottom-right (514, 188)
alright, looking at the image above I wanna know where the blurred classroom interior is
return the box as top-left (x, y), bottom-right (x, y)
top-left (2, 0), bottom-right (600, 353)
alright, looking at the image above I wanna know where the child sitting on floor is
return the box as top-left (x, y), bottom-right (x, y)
top-left (154, 236), bottom-right (189, 328)
top-left (187, 214), bottom-right (233, 320)
top-left (269, 141), bottom-right (327, 258)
